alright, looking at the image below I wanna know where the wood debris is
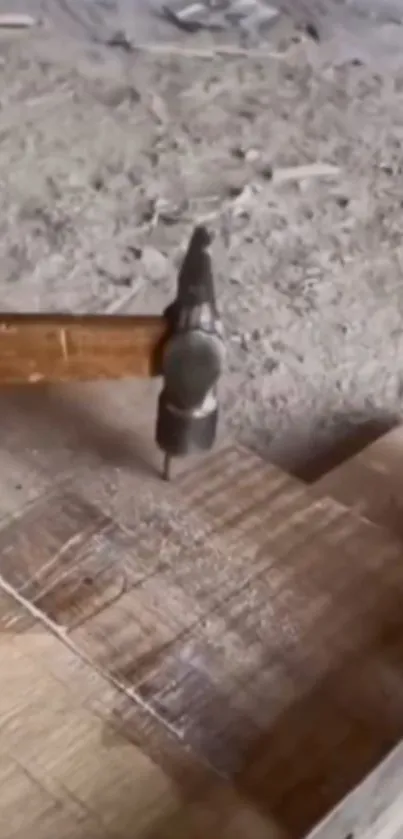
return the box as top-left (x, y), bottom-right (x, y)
top-left (272, 163), bottom-right (341, 184)
top-left (159, 0), bottom-right (279, 36)
top-left (0, 14), bottom-right (38, 29)
top-left (110, 39), bottom-right (289, 61)
top-left (160, 4), bottom-right (217, 33)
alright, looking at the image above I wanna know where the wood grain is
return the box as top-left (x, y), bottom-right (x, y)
top-left (307, 424), bottom-right (403, 839)
top-left (2, 445), bottom-right (403, 836)
top-left (0, 588), bottom-right (279, 839)
top-left (0, 313), bottom-right (166, 383)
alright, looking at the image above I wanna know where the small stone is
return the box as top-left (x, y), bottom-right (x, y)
top-left (141, 246), bottom-right (169, 283)
top-left (230, 0), bottom-right (257, 14)
top-left (232, 205), bottom-right (250, 221)
top-left (227, 182), bottom-right (245, 199)
top-left (252, 5), bottom-right (280, 30)
top-left (257, 161), bottom-right (273, 180)
top-left (135, 196), bottom-right (155, 224)
top-left (223, 171), bottom-right (249, 199)
top-left (127, 245), bottom-right (142, 259)
top-left (90, 173), bottom-right (105, 192)
top-left (264, 357), bottom-right (279, 374)
top-left (95, 84), bottom-right (140, 108)
top-left (231, 183), bottom-right (260, 218)
top-left (271, 339), bottom-right (286, 352)
top-left (238, 107), bottom-right (255, 121)
top-left (245, 148), bottom-right (260, 163)
top-left (231, 146), bottom-right (245, 160)
top-left (155, 197), bottom-right (184, 224)
top-left (176, 3), bottom-right (207, 22)
top-left (127, 168), bottom-right (142, 187)
top-left (305, 22), bottom-right (320, 41)
top-left (97, 252), bottom-right (133, 287)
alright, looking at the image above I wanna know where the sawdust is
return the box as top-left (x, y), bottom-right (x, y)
top-left (1, 25), bottom-right (403, 472)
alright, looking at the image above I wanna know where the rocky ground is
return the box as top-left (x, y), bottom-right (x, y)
top-left (2, 4), bottom-right (403, 476)
top-left (9, 0), bottom-right (403, 68)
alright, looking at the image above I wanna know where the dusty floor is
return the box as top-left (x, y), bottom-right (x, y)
top-left (2, 16), bottom-right (403, 475)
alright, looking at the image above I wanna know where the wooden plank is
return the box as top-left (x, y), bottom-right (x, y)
top-left (304, 427), bottom-right (403, 839)
top-left (0, 313), bottom-right (165, 383)
top-left (2, 446), bottom-right (403, 836)
top-left (0, 593), bottom-right (179, 839)
top-left (0, 378), bottom-right (162, 523)
top-left (0, 374), bottom-right (233, 527)
top-left (313, 425), bottom-right (403, 537)
top-left (0, 588), bottom-right (281, 839)
top-left (308, 741), bottom-right (403, 839)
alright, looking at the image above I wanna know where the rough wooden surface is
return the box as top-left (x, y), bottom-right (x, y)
top-left (176, 448), bottom-right (403, 834)
top-left (314, 425), bottom-right (403, 537)
top-left (304, 424), bottom-right (403, 839)
top-left (1, 428), bottom-right (403, 838)
top-left (0, 379), bottom-right (164, 524)
top-left (0, 588), bottom-right (277, 839)
top-left (0, 314), bottom-right (166, 384)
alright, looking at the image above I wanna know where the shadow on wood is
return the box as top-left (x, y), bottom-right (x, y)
top-left (0, 381), bottom-right (159, 476)
top-left (96, 584), bottom-right (403, 838)
top-left (1, 428), bottom-right (402, 838)
top-left (297, 416), bottom-right (399, 483)
top-left (236, 593), bottom-right (403, 836)
top-left (255, 413), bottom-right (398, 483)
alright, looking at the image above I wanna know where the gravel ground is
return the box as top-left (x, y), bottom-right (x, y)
top-left (6, 0), bottom-right (403, 62)
top-left (2, 11), bottom-right (403, 477)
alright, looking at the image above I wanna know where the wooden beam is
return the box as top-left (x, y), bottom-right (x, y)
top-left (0, 313), bottom-right (167, 384)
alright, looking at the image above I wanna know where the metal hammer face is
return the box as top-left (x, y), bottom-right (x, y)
top-left (155, 226), bottom-right (226, 480)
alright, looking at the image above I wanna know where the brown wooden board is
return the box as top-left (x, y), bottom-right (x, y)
top-left (0, 379), bottom-right (164, 524)
top-left (313, 425), bottom-right (403, 537)
top-left (305, 425), bottom-right (403, 839)
top-left (1, 442), bottom-right (403, 837)
top-left (0, 588), bottom-right (277, 839)
top-left (0, 313), bottom-right (165, 383)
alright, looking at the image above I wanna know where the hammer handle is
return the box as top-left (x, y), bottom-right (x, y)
top-left (0, 313), bottom-right (167, 384)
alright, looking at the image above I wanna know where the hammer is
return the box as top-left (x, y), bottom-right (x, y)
top-left (0, 226), bottom-right (226, 480)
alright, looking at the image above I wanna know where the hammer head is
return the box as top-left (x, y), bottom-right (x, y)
top-left (155, 226), bottom-right (225, 477)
